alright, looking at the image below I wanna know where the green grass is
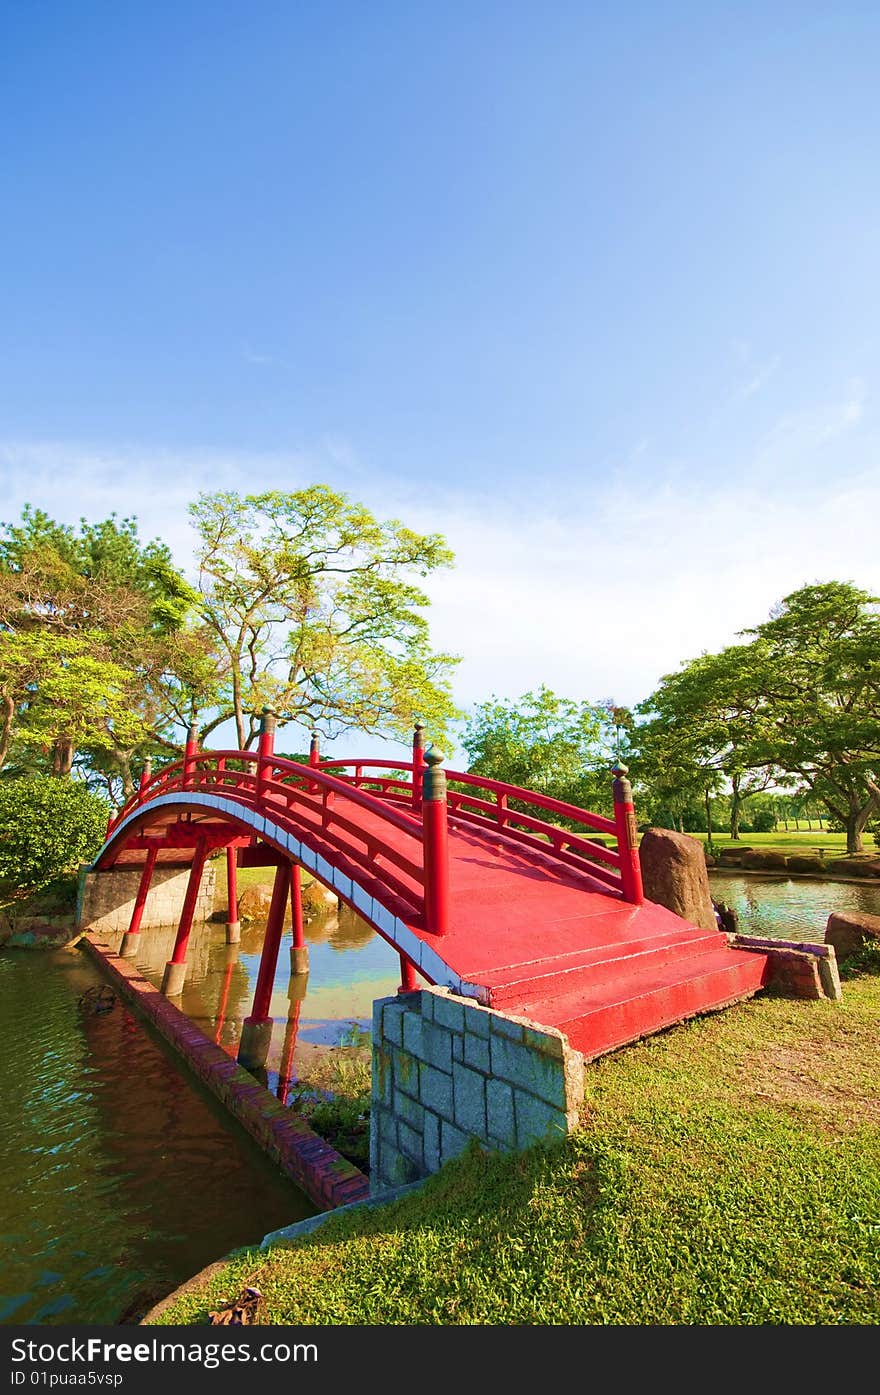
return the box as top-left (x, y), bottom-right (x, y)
top-left (151, 969), bottom-right (880, 1326)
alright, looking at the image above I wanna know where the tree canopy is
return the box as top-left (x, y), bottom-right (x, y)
top-left (190, 486), bottom-right (459, 749)
top-left (634, 581), bottom-right (880, 851)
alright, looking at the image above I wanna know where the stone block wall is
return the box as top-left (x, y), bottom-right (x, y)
top-left (77, 863), bottom-right (217, 935)
top-left (370, 987), bottom-right (584, 1192)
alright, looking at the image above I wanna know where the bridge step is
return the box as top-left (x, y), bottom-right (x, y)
top-left (480, 928), bottom-right (726, 1006)
top-left (510, 946), bottom-right (771, 1060)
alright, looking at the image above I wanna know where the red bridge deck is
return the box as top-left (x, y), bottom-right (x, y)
top-left (97, 730), bottom-right (770, 1062)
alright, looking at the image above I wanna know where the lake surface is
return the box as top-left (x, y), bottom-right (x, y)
top-left (121, 902), bottom-right (403, 1099)
top-left (0, 948), bottom-right (315, 1326)
top-left (708, 871), bottom-right (880, 939)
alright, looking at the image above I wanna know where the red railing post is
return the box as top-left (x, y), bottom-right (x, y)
top-left (256, 708), bottom-right (276, 804)
top-left (308, 730), bottom-right (320, 792)
top-left (411, 721), bottom-right (426, 812)
top-left (422, 748), bottom-right (450, 936)
top-left (612, 763), bottom-right (643, 904)
top-left (183, 723), bottom-right (199, 790)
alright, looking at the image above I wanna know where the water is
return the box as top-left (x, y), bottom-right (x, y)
top-left (0, 948), bottom-right (316, 1326)
top-left (708, 871), bottom-right (880, 940)
top-left (120, 902), bottom-right (403, 1099)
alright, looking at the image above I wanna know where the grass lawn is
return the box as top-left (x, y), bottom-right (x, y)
top-left (150, 958), bottom-right (880, 1326)
top-left (678, 830), bottom-right (873, 859)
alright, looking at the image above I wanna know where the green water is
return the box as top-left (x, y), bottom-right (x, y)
top-left (0, 948), bottom-right (315, 1326)
top-left (708, 871), bottom-right (880, 940)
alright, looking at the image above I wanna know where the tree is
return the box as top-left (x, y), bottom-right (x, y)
top-left (0, 775), bottom-right (108, 890)
top-left (461, 686), bottom-right (620, 814)
top-left (189, 487), bottom-right (459, 748)
top-left (635, 646), bottom-right (774, 839)
top-left (736, 582), bottom-right (880, 852)
top-left (0, 506), bottom-right (219, 795)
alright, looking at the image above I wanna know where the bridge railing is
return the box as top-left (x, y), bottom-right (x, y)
top-left (104, 729), bottom-right (642, 928)
top-left (105, 746), bottom-right (449, 934)
top-left (318, 757), bottom-right (644, 904)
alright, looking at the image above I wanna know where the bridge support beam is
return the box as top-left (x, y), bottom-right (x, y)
top-left (238, 859), bottom-right (291, 1071)
top-left (225, 846), bottom-right (241, 944)
top-left (289, 863), bottom-right (309, 974)
top-left (119, 846), bottom-right (158, 958)
top-left (398, 953), bottom-right (418, 994)
top-left (161, 840), bottom-right (208, 996)
top-left (277, 970), bottom-right (308, 1105)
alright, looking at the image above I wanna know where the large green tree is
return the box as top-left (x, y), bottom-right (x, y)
top-left (738, 581), bottom-right (880, 852)
top-left (635, 645), bottom-right (775, 839)
top-left (637, 581), bottom-right (880, 852)
top-left (0, 507), bottom-right (218, 794)
top-left (189, 487), bottom-right (459, 748)
top-left (461, 686), bottom-right (623, 814)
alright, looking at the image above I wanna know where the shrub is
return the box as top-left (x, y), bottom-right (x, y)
top-left (0, 776), bottom-right (109, 891)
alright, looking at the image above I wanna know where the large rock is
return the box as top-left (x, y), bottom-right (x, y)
top-left (237, 883), bottom-right (276, 921)
top-left (825, 910), bottom-right (880, 960)
top-left (638, 828), bottom-right (718, 931)
top-left (828, 857), bottom-right (880, 879)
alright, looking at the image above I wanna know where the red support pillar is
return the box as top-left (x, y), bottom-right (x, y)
top-left (289, 863), bottom-right (309, 975)
top-left (422, 748), bottom-right (450, 936)
top-left (119, 846), bottom-right (158, 958)
top-left (411, 722), bottom-right (426, 813)
top-left (237, 860), bottom-right (291, 1071)
top-left (183, 723), bottom-right (199, 789)
top-left (398, 953), bottom-right (418, 994)
top-left (225, 846), bottom-right (241, 944)
top-left (161, 840), bottom-right (208, 995)
top-left (612, 763), bottom-right (644, 905)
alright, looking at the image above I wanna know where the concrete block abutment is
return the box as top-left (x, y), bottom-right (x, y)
top-left (77, 863), bottom-right (217, 936)
top-left (370, 987), bottom-right (584, 1192)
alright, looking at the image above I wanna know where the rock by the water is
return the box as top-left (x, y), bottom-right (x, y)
top-left (638, 828), bottom-right (718, 931)
top-left (825, 910), bottom-right (880, 960)
top-left (237, 883), bottom-right (276, 921)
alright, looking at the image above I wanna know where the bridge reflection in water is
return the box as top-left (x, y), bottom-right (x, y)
top-left (116, 900), bottom-right (400, 1098)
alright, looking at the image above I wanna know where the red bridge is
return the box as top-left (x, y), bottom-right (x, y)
top-left (96, 716), bottom-right (770, 1069)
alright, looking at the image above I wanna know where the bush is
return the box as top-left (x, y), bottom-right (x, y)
top-left (0, 776), bottom-right (109, 891)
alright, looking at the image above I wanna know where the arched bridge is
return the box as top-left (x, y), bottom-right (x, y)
top-left (95, 717), bottom-right (770, 1067)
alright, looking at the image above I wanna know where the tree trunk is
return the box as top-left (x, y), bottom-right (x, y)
top-left (729, 775), bottom-right (742, 840)
top-left (0, 694), bottom-right (13, 772)
top-left (704, 788), bottom-right (713, 845)
top-left (51, 738), bottom-right (74, 777)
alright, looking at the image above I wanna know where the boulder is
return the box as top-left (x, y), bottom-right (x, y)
top-left (301, 880), bottom-right (339, 918)
top-left (824, 910), bottom-right (880, 960)
top-left (237, 883), bottom-right (275, 922)
top-left (787, 855), bottom-right (826, 874)
top-left (739, 849), bottom-right (788, 870)
top-left (638, 828), bottom-right (718, 931)
top-left (718, 846), bottom-right (750, 863)
top-left (828, 857), bottom-right (880, 878)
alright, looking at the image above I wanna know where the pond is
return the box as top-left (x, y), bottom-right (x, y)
top-left (0, 948), bottom-right (315, 1326)
top-left (708, 871), bottom-right (880, 940)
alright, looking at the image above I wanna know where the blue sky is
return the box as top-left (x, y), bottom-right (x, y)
top-left (2, 3), bottom-right (879, 759)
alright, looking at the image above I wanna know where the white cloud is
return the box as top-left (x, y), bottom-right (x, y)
top-left (1, 404), bottom-right (877, 767)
